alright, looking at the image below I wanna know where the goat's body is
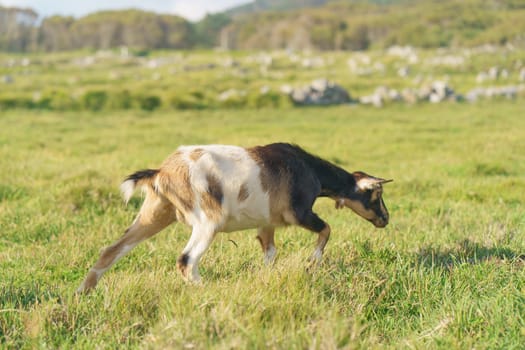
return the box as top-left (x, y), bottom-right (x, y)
top-left (157, 145), bottom-right (272, 232)
top-left (77, 143), bottom-right (391, 293)
top-left (124, 143), bottom-right (331, 232)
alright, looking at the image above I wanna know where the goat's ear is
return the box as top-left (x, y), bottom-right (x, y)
top-left (354, 172), bottom-right (393, 191)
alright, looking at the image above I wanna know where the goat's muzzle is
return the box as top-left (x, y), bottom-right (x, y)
top-left (370, 217), bottom-right (388, 228)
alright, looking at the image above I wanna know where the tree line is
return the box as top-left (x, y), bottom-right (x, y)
top-left (2, 0), bottom-right (525, 52)
top-left (0, 7), bottom-right (230, 52)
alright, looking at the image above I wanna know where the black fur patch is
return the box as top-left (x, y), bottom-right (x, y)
top-left (177, 253), bottom-right (190, 267)
top-left (262, 143), bottom-right (353, 197)
top-left (299, 211), bottom-right (327, 233)
top-left (206, 173), bottom-right (223, 204)
top-left (125, 169), bottom-right (159, 183)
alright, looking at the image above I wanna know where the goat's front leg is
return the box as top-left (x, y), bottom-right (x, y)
top-left (298, 211), bottom-right (331, 265)
top-left (256, 226), bottom-right (276, 264)
top-left (177, 224), bottom-right (216, 283)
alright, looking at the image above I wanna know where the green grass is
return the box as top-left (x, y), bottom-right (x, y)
top-left (2, 48), bottom-right (525, 111)
top-left (1, 102), bottom-right (525, 348)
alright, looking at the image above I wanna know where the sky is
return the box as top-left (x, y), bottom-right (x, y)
top-left (0, 0), bottom-right (251, 21)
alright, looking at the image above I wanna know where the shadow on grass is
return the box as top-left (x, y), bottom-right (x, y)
top-left (416, 239), bottom-right (525, 269)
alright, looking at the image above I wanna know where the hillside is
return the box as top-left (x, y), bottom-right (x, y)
top-left (1, 0), bottom-right (525, 52)
top-left (220, 0), bottom-right (525, 50)
top-left (224, 0), bottom-right (405, 17)
top-left (225, 0), bottom-right (333, 16)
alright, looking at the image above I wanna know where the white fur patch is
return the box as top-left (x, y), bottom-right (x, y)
top-left (356, 177), bottom-right (379, 191)
top-left (120, 179), bottom-right (136, 204)
top-left (310, 247), bottom-right (323, 262)
top-left (177, 145), bottom-right (271, 232)
top-left (264, 246), bottom-right (277, 264)
top-left (356, 177), bottom-right (393, 191)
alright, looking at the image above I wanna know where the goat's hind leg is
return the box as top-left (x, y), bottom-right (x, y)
top-left (256, 226), bottom-right (276, 264)
top-left (77, 192), bottom-right (176, 293)
top-left (177, 225), bottom-right (217, 283)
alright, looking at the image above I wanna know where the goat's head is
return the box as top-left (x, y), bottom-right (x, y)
top-left (335, 171), bottom-right (393, 228)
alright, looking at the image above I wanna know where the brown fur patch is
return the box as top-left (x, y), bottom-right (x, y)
top-left (247, 148), bottom-right (271, 193)
top-left (371, 188), bottom-right (380, 202)
top-left (189, 148), bottom-right (204, 162)
top-left (177, 253), bottom-right (190, 279)
top-left (157, 151), bottom-right (194, 215)
top-left (200, 173), bottom-right (223, 222)
top-left (79, 191), bottom-right (177, 292)
top-left (237, 183), bottom-right (249, 202)
top-left (94, 193), bottom-right (176, 270)
top-left (94, 244), bottom-right (121, 269)
top-left (82, 270), bottom-right (99, 291)
top-left (343, 198), bottom-right (376, 220)
top-left (316, 224), bottom-right (331, 251)
top-left (138, 190), bottom-right (177, 227)
top-left (256, 226), bottom-right (275, 253)
top-left (247, 147), bottom-right (295, 226)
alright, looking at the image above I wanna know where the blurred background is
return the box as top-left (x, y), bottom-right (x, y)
top-left (1, 0), bottom-right (525, 111)
top-left (2, 0), bottom-right (525, 52)
top-left (2, 2), bottom-right (525, 349)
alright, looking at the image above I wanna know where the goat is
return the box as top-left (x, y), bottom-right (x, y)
top-left (77, 143), bottom-right (392, 293)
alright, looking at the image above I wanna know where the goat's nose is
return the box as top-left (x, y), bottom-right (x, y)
top-left (373, 217), bottom-right (388, 228)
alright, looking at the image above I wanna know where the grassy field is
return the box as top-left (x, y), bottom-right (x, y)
top-left (2, 47), bottom-right (525, 111)
top-left (1, 101), bottom-right (524, 349)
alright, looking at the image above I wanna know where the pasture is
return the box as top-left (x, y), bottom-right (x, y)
top-left (1, 101), bottom-right (524, 348)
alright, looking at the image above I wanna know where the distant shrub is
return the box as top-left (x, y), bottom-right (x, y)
top-left (138, 95), bottom-right (161, 111)
top-left (169, 91), bottom-right (208, 110)
top-left (82, 90), bottom-right (108, 111)
top-left (246, 91), bottom-right (291, 108)
top-left (0, 97), bottom-right (17, 109)
top-left (46, 90), bottom-right (78, 110)
top-left (217, 96), bottom-right (246, 109)
top-left (216, 89), bottom-right (248, 109)
top-left (107, 90), bottom-right (133, 109)
top-left (189, 91), bottom-right (205, 100)
top-left (133, 49), bottom-right (150, 57)
top-left (0, 96), bottom-right (34, 109)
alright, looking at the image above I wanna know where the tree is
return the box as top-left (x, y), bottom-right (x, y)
top-left (0, 6), bottom-right (38, 51)
top-left (39, 16), bottom-right (75, 51)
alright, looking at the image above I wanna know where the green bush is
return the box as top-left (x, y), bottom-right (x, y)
top-left (169, 92), bottom-right (208, 110)
top-left (246, 91), bottom-right (291, 108)
top-left (216, 95), bottom-right (246, 109)
top-left (82, 90), bottom-right (108, 111)
top-left (137, 95), bottom-right (161, 111)
top-left (107, 90), bottom-right (133, 109)
top-left (47, 90), bottom-right (78, 110)
top-left (0, 96), bottom-right (34, 110)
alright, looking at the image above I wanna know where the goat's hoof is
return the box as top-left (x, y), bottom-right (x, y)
top-left (75, 284), bottom-right (91, 295)
top-left (306, 259), bottom-right (321, 273)
top-left (189, 275), bottom-right (202, 284)
top-left (180, 270), bottom-right (202, 285)
top-left (263, 256), bottom-right (277, 266)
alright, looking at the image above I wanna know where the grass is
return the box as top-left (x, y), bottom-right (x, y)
top-left (1, 102), bottom-right (525, 349)
top-left (2, 47), bottom-right (525, 111)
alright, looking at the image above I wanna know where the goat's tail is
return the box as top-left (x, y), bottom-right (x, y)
top-left (120, 169), bottom-right (160, 204)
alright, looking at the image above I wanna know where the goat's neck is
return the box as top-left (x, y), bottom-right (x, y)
top-left (318, 167), bottom-right (352, 198)
top-left (301, 154), bottom-right (353, 198)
